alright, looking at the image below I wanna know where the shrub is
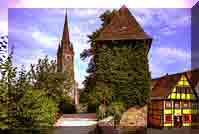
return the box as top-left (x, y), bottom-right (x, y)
top-left (87, 103), bottom-right (98, 113)
top-left (58, 97), bottom-right (76, 114)
top-left (107, 101), bottom-right (126, 126)
top-left (17, 90), bottom-right (58, 128)
top-left (96, 104), bottom-right (107, 119)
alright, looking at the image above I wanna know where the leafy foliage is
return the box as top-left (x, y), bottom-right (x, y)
top-left (80, 10), bottom-right (116, 107)
top-left (0, 52), bottom-right (73, 129)
top-left (0, 35), bottom-right (8, 63)
top-left (0, 35), bottom-right (9, 129)
top-left (58, 96), bottom-right (76, 114)
top-left (107, 101), bottom-right (125, 126)
top-left (0, 53), bottom-right (13, 129)
top-left (29, 56), bottom-right (71, 104)
top-left (95, 42), bottom-right (151, 107)
top-left (16, 89), bottom-right (58, 128)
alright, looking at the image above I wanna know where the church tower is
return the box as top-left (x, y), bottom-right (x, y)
top-left (57, 10), bottom-right (78, 104)
top-left (57, 10), bottom-right (74, 74)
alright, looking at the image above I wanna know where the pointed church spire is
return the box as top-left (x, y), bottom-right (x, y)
top-left (62, 9), bottom-right (70, 44)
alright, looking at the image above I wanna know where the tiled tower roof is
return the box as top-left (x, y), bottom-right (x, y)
top-left (95, 5), bottom-right (152, 41)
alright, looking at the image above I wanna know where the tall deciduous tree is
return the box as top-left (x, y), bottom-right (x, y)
top-left (29, 56), bottom-right (71, 104)
top-left (80, 10), bottom-right (115, 108)
top-left (0, 53), bottom-right (61, 129)
top-left (0, 35), bottom-right (8, 128)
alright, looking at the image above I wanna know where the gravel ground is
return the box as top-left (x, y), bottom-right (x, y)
top-left (2, 127), bottom-right (199, 134)
top-left (147, 128), bottom-right (199, 134)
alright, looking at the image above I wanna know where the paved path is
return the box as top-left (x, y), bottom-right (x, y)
top-left (54, 114), bottom-right (97, 127)
top-left (147, 128), bottom-right (199, 134)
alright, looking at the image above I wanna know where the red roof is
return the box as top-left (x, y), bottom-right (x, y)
top-left (151, 68), bottom-right (199, 99)
top-left (95, 5), bottom-right (152, 41)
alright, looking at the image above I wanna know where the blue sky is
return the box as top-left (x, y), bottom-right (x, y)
top-left (8, 8), bottom-right (192, 87)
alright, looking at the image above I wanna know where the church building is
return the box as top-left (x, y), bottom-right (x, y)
top-left (57, 11), bottom-right (79, 105)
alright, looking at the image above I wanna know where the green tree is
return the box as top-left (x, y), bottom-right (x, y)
top-left (95, 42), bottom-right (151, 107)
top-left (29, 56), bottom-right (70, 104)
top-left (0, 53), bottom-right (60, 129)
top-left (16, 89), bottom-right (58, 128)
top-left (0, 54), bottom-right (13, 129)
top-left (29, 56), bottom-right (76, 114)
top-left (80, 10), bottom-right (116, 110)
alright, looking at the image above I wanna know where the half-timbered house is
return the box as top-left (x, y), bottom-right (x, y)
top-left (148, 69), bottom-right (199, 128)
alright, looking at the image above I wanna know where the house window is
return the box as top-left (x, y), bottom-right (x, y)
top-left (174, 102), bottom-right (180, 109)
top-left (165, 101), bottom-right (172, 109)
top-left (182, 102), bottom-right (189, 108)
top-left (185, 87), bottom-right (192, 94)
top-left (192, 115), bottom-right (199, 123)
top-left (102, 44), bottom-right (107, 49)
top-left (183, 114), bottom-right (191, 123)
top-left (176, 86), bottom-right (192, 94)
top-left (192, 102), bottom-right (199, 110)
top-left (176, 86), bottom-right (182, 93)
top-left (165, 114), bottom-right (172, 123)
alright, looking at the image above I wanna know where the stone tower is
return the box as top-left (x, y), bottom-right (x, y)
top-left (57, 10), bottom-right (78, 104)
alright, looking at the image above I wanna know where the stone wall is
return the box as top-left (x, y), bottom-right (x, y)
top-left (119, 105), bottom-right (147, 128)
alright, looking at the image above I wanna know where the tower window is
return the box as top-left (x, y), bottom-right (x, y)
top-left (65, 56), bottom-right (71, 60)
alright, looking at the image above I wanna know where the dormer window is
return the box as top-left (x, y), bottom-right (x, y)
top-left (119, 26), bottom-right (127, 31)
top-left (121, 26), bottom-right (127, 29)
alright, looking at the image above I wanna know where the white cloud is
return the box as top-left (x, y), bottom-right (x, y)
top-left (70, 25), bottom-right (82, 35)
top-left (160, 27), bottom-right (176, 35)
top-left (154, 47), bottom-right (191, 61)
top-left (14, 48), bottom-right (54, 71)
top-left (88, 19), bottom-right (98, 24)
top-left (149, 46), bottom-right (191, 78)
top-left (13, 0), bottom-right (194, 8)
top-left (8, 3), bottom-right (194, 87)
top-left (71, 9), bottom-right (103, 17)
top-left (132, 8), bottom-right (190, 30)
top-left (0, 21), bottom-right (8, 34)
top-left (149, 63), bottom-right (165, 78)
top-left (31, 30), bottom-right (59, 48)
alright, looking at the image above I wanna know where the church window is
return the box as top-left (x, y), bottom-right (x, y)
top-left (65, 55), bottom-right (70, 60)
